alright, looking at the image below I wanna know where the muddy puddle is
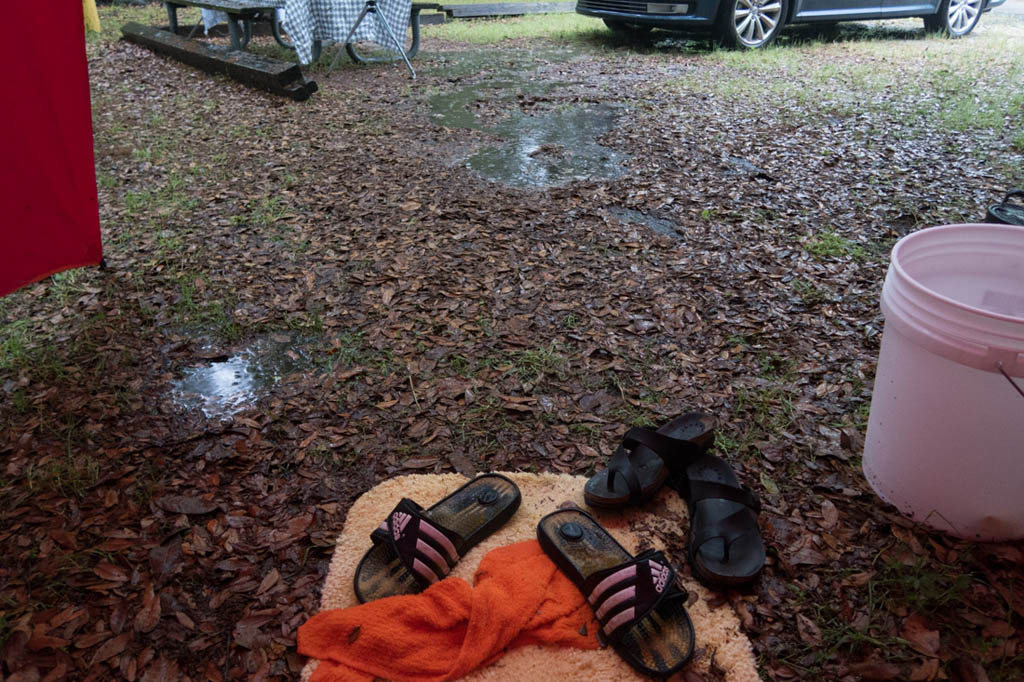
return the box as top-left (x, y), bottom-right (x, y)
top-left (429, 76), bottom-right (628, 188)
top-left (605, 206), bottom-right (680, 238)
top-left (171, 334), bottom-right (312, 419)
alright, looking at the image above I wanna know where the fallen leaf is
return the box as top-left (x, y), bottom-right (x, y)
top-left (8, 668), bottom-right (41, 682)
top-left (796, 613), bottom-right (823, 646)
top-left (94, 562), bottom-right (128, 582)
top-left (134, 585), bottom-right (162, 633)
top-left (141, 656), bottom-right (180, 682)
top-left (820, 499), bottom-right (839, 529)
top-left (949, 658), bottom-right (991, 682)
top-left (902, 614), bottom-right (940, 657)
top-left (75, 631), bottom-right (112, 649)
top-left (256, 568), bottom-right (280, 596)
top-left (402, 456), bottom-right (437, 469)
top-left (155, 495), bottom-right (218, 515)
top-left (90, 632), bottom-right (131, 666)
top-left (849, 659), bottom-right (902, 680)
top-left (909, 658), bottom-right (940, 681)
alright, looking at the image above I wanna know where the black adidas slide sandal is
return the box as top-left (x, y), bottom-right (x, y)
top-left (353, 473), bottom-right (521, 603)
top-left (537, 508), bottom-right (694, 677)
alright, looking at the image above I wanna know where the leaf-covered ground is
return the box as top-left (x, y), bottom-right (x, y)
top-left (2, 5), bottom-right (1024, 681)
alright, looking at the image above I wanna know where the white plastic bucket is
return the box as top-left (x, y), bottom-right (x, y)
top-left (864, 223), bottom-right (1024, 540)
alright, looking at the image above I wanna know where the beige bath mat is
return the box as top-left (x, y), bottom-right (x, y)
top-left (302, 472), bottom-right (762, 682)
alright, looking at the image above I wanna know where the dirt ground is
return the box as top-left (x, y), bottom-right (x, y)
top-left (2, 7), bottom-right (1024, 682)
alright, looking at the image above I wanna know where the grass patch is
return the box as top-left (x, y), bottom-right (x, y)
top-left (26, 452), bottom-right (103, 500)
top-left (716, 380), bottom-right (796, 459)
top-left (319, 332), bottom-right (396, 374)
top-left (234, 196), bottom-right (288, 227)
top-left (91, 3), bottom-right (172, 45)
top-left (424, 13), bottom-right (597, 44)
top-left (674, 21), bottom-right (1024, 136)
top-left (806, 230), bottom-right (867, 261)
top-left (174, 275), bottom-right (243, 342)
top-left (607, 404), bottom-right (657, 427)
top-left (510, 343), bottom-right (569, 383)
top-left (791, 278), bottom-right (831, 305)
top-left (0, 320), bottom-right (36, 372)
top-left (123, 189), bottom-right (153, 215)
top-left (872, 555), bottom-right (973, 613)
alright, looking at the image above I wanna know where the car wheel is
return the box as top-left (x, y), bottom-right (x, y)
top-left (603, 19), bottom-right (654, 36)
top-left (717, 0), bottom-right (787, 48)
top-left (923, 0), bottom-right (982, 36)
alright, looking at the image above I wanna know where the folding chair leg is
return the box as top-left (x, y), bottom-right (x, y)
top-left (334, 0), bottom-right (416, 78)
top-left (373, 9), bottom-right (416, 78)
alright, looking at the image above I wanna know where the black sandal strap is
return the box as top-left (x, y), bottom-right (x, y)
top-left (581, 550), bottom-right (682, 642)
top-left (622, 427), bottom-right (702, 460)
top-left (687, 480), bottom-right (761, 512)
top-left (370, 498), bottom-right (465, 590)
top-left (622, 427), bottom-right (704, 476)
top-left (691, 508), bottom-right (758, 562)
top-left (606, 445), bottom-right (644, 504)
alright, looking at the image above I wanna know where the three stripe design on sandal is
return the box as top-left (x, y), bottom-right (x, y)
top-left (588, 559), bottom-right (670, 637)
top-left (380, 511), bottom-right (460, 585)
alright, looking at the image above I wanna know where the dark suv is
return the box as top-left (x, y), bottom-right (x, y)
top-left (577, 0), bottom-right (1006, 48)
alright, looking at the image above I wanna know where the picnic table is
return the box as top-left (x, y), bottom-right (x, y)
top-left (165, 0), bottom-right (289, 50)
top-left (163, 0), bottom-right (440, 64)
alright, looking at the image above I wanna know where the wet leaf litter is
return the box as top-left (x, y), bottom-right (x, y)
top-left (1, 10), bottom-right (1023, 682)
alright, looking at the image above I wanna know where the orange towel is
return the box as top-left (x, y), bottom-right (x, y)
top-left (298, 539), bottom-right (601, 682)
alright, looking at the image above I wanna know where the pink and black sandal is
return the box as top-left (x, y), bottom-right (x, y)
top-left (537, 508), bottom-right (695, 677)
top-left (353, 473), bottom-right (521, 603)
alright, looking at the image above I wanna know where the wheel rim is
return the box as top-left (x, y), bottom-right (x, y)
top-left (947, 0), bottom-right (981, 33)
top-left (733, 0), bottom-right (783, 47)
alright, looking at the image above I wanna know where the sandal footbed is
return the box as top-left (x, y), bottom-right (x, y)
top-left (584, 413), bottom-right (715, 508)
top-left (683, 454), bottom-right (765, 586)
top-left (354, 473), bottom-right (521, 602)
top-left (537, 509), bottom-right (694, 676)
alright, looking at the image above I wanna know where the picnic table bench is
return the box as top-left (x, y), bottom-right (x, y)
top-left (165, 0), bottom-right (289, 51)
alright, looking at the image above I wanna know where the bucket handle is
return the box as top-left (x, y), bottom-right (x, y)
top-left (1000, 189), bottom-right (1024, 207)
top-left (997, 362), bottom-right (1024, 402)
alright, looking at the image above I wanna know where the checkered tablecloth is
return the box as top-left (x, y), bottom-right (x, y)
top-left (284, 0), bottom-right (412, 64)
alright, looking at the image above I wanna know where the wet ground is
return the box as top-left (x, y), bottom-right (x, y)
top-left (2, 11), bottom-right (1022, 682)
top-left (429, 80), bottom-right (628, 188)
top-left (172, 334), bottom-right (313, 419)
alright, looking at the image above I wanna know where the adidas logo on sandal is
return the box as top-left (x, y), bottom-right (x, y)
top-left (391, 511), bottom-right (411, 540)
top-left (649, 560), bottom-right (669, 593)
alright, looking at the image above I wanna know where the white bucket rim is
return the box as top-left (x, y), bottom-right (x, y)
top-left (890, 223), bottom-right (1024, 325)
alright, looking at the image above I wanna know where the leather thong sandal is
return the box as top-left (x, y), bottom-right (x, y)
top-left (584, 413), bottom-right (716, 508)
top-left (673, 452), bottom-right (765, 588)
top-left (353, 473), bottom-right (521, 603)
top-left (537, 508), bottom-right (695, 677)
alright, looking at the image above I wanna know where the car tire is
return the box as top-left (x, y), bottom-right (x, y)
top-left (923, 0), bottom-right (982, 37)
top-left (716, 0), bottom-right (788, 48)
top-left (603, 19), bottom-right (654, 36)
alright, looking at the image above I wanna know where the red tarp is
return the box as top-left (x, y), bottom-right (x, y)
top-left (1, 2), bottom-right (102, 297)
